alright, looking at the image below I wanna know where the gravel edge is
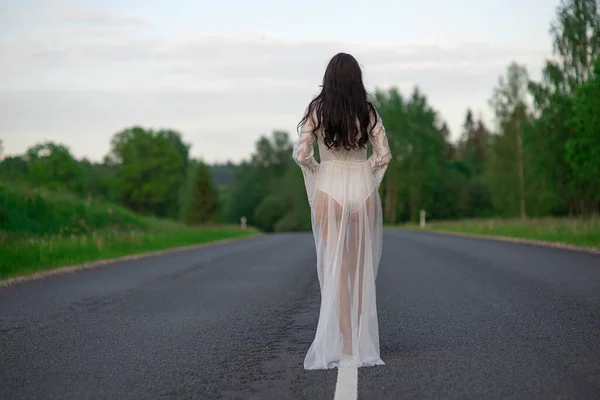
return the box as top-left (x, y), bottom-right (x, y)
top-left (414, 229), bottom-right (600, 255)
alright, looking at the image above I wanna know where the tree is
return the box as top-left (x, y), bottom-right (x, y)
top-left (489, 62), bottom-right (530, 219)
top-left (550, 0), bottom-right (600, 88)
top-left (374, 86), bottom-right (447, 222)
top-left (184, 162), bottom-right (219, 224)
top-left (78, 158), bottom-right (113, 200)
top-left (373, 87), bottom-right (405, 223)
top-left (251, 130), bottom-right (294, 176)
top-left (567, 55), bottom-right (600, 213)
top-left (223, 130), bottom-right (296, 228)
top-left (528, 0), bottom-right (600, 215)
top-left (275, 166), bottom-right (312, 232)
top-left (108, 127), bottom-right (189, 218)
top-left (25, 141), bottom-right (83, 193)
top-left (457, 109), bottom-right (490, 177)
top-left (438, 122), bottom-right (455, 162)
top-left (254, 195), bottom-right (287, 232)
top-left (0, 156), bottom-right (29, 183)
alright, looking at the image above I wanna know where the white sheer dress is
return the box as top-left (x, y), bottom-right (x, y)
top-left (293, 107), bottom-right (392, 369)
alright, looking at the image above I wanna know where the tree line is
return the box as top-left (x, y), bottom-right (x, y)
top-left (0, 129), bottom-right (221, 226)
top-left (1, 0), bottom-right (598, 232)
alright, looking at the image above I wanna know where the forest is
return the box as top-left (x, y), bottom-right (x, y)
top-left (1, 0), bottom-right (598, 235)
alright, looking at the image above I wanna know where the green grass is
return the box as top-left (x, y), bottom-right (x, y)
top-left (396, 217), bottom-right (600, 249)
top-left (0, 182), bottom-right (259, 280)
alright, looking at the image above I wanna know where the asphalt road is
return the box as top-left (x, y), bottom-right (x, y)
top-left (1, 230), bottom-right (599, 399)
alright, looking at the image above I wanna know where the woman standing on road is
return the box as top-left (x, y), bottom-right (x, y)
top-left (293, 53), bottom-right (392, 369)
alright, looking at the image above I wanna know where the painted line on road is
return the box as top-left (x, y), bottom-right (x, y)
top-left (334, 367), bottom-right (357, 400)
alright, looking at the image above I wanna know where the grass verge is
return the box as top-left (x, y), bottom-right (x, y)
top-left (0, 225), bottom-right (259, 281)
top-left (396, 217), bottom-right (600, 250)
top-left (0, 182), bottom-right (260, 281)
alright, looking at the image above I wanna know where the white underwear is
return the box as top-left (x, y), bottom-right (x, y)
top-left (315, 160), bottom-right (377, 214)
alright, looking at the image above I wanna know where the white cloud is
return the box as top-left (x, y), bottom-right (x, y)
top-left (0, 1), bottom-right (154, 29)
top-left (43, 5), bottom-right (153, 28)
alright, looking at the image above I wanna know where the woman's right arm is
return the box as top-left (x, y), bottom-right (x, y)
top-left (293, 114), bottom-right (320, 207)
top-left (293, 116), bottom-right (318, 170)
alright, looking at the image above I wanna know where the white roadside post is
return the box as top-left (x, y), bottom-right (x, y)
top-left (420, 209), bottom-right (426, 228)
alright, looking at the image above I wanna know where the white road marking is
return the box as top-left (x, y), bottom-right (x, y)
top-left (334, 367), bottom-right (358, 400)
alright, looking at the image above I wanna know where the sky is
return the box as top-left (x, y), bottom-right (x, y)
top-left (0, 0), bottom-right (561, 164)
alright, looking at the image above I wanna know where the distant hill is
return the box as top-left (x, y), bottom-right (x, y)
top-left (209, 162), bottom-right (237, 187)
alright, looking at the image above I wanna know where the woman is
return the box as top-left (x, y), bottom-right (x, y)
top-left (293, 53), bottom-right (392, 369)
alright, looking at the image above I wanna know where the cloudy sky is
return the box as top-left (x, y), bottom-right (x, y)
top-left (1, 0), bottom-right (559, 163)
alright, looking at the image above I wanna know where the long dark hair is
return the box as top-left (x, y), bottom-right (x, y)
top-left (298, 53), bottom-right (377, 151)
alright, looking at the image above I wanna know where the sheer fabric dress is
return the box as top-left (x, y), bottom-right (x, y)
top-left (293, 108), bottom-right (392, 369)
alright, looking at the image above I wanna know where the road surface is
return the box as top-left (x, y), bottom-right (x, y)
top-left (1, 230), bottom-right (599, 399)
